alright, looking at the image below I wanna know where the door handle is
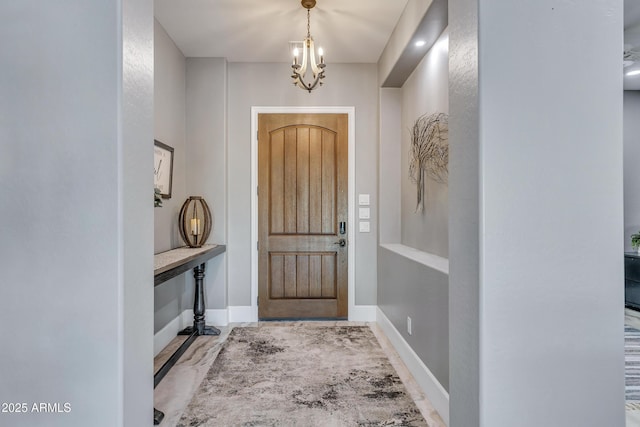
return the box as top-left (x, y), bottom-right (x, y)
top-left (334, 238), bottom-right (346, 247)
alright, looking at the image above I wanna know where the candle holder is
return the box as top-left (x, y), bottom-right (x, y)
top-left (178, 196), bottom-right (212, 248)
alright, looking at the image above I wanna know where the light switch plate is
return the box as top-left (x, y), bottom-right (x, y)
top-left (358, 207), bottom-right (370, 219)
top-left (358, 194), bottom-right (370, 206)
top-left (359, 221), bottom-right (370, 232)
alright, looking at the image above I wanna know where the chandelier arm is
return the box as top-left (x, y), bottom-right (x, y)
top-left (292, 66), bottom-right (324, 93)
top-left (308, 38), bottom-right (320, 75)
top-left (300, 39), bottom-right (309, 74)
top-left (291, 72), bottom-right (302, 87)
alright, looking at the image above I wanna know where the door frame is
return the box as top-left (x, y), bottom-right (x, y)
top-left (250, 106), bottom-right (356, 321)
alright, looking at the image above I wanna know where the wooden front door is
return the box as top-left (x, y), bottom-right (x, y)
top-left (258, 113), bottom-right (348, 319)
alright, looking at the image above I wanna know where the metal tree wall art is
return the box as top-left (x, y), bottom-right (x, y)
top-left (408, 112), bottom-right (449, 212)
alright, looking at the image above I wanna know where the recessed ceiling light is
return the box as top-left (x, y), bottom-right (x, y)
top-left (415, 40), bottom-right (426, 47)
top-left (627, 70), bottom-right (640, 76)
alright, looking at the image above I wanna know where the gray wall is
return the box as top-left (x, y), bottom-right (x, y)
top-left (448, 0), bottom-right (480, 424)
top-left (154, 19), bottom-right (187, 254)
top-left (154, 19), bottom-right (188, 333)
top-left (625, 91), bottom-right (640, 252)
top-left (185, 58), bottom-right (228, 310)
top-left (154, 32), bottom-right (229, 330)
top-left (377, 4), bottom-right (450, 416)
top-left (379, 88), bottom-right (402, 244)
top-left (401, 29), bottom-right (449, 257)
top-left (226, 62), bottom-right (379, 306)
top-left (122, 0), bottom-right (154, 423)
top-left (450, 0), bottom-right (625, 425)
top-left (378, 247), bottom-right (449, 389)
top-left (0, 0), bottom-right (154, 425)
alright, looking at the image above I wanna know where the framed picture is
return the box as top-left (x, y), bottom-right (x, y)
top-left (154, 140), bottom-right (174, 198)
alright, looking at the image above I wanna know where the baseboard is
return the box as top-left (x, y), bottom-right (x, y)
top-left (376, 307), bottom-right (450, 426)
top-left (162, 305), bottom-right (373, 330)
top-left (229, 306), bottom-right (256, 323)
top-left (226, 305), bottom-right (374, 322)
top-left (153, 315), bottom-right (182, 357)
top-left (206, 309), bottom-right (229, 326)
top-left (155, 309), bottom-right (229, 356)
top-left (181, 309), bottom-right (229, 328)
top-left (349, 305), bottom-right (377, 321)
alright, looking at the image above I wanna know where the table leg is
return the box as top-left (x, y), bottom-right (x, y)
top-left (153, 408), bottom-right (164, 425)
top-left (179, 262), bottom-right (221, 336)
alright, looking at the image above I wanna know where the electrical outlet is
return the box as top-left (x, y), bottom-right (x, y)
top-left (407, 316), bottom-right (412, 336)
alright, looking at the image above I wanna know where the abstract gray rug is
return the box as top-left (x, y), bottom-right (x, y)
top-left (177, 323), bottom-right (427, 426)
top-left (627, 325), bottom-right (640, 403)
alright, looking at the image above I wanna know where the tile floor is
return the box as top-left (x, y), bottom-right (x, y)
top-left (153, 321), bottom-right (446, 427)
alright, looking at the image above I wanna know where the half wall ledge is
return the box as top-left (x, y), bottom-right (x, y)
top-left (379, 243), bottom-right (449, 275)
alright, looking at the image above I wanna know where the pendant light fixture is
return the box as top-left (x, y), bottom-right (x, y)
top-left (291, 0), bottom-right (326, 92)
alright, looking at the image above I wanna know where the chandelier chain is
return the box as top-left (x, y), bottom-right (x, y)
top-left (307, 9), bottom-right (311, 39)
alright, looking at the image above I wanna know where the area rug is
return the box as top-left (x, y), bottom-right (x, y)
top-left (177, 323), bottom-right (427, 426)
top-left (627, 325), bottom-right (640, 404)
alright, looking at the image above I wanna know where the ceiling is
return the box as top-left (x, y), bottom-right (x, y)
top-left (156, 0), bottom-right (640, 90)
top-left (154, 0), bottom-right (409, 63)
top-left (625, 0), bottom-right (640, 89)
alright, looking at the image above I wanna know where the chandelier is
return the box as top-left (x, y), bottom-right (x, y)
top-left (291, 0), bottom-right (326, 92)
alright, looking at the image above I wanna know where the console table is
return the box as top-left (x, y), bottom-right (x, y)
top-left (626, 252), bottom-right (640, 311)
top-left (153, 244), bottom-right (226, 425)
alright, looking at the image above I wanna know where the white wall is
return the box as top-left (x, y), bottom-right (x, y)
top-left (154, 19), bottom-right (189, 333)
top-left (401, 30), bottom-right (449, 256)
top-left (450, 1), bottom-right (625, 425)
top-left (226, 62), bottom-right (379, 307)
top-left (0, 0), bottom-right (154, 425)
top-left (625, 91), bottom-right (640, 251)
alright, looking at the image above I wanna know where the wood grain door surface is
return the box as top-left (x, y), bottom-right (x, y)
top-left (258, 114), bottom-right (348, 319)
